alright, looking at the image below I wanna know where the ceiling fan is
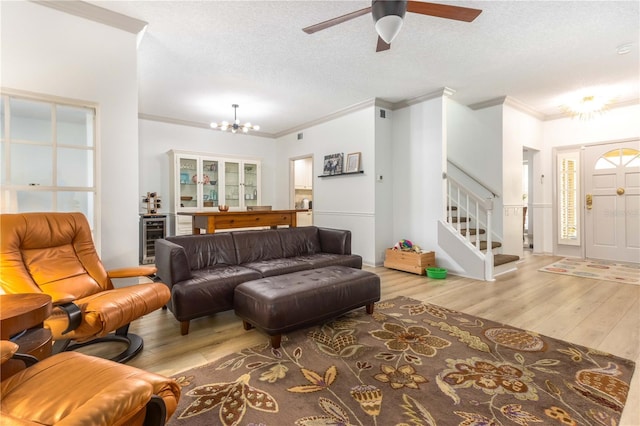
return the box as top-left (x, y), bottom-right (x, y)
top-left (302, 0), bottom-right (482, 52)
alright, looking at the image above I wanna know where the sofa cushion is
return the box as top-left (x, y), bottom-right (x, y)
top-left (294, 253), bottom-right (363, 269)
top-left (277, 227), bottom-right (321, 257)
top-left (166, 233), bottom-right (237, 270)
top-left (232, 230), bottom-right (283, 264)
top-left (169, 265), bottom-right (261, 320)
top-left (241, 257), bottom-right (311, 278)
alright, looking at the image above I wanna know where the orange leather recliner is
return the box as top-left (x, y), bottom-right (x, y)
top-left (0, 212), bottom-right (171, 362)
top-left (1, 340), bottom-right (180, 425)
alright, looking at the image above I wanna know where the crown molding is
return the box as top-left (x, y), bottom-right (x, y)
top-left (391, 87), bottom-right (456, 110)
top-left (469, 96), bottom-right (545, 120)
top-left (31, 0), bottom-right (148, 35)
top-left (138, 113), bottom-right (275, 139)
top-left (274, 98), bottom-right (379, 138)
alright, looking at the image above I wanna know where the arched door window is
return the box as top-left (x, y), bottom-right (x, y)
top-left (594, 148), bottom-right (640, 170)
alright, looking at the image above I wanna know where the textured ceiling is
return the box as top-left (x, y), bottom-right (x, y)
top-left (89, 0), bottom-right (639, 137)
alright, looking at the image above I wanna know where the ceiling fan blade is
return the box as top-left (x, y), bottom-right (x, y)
top-left (303, 7), bottom-right (372, 34)
top-left (406, 1), bottom-right (481, 22)
top-left (376, 36), bottom-right (390, 52)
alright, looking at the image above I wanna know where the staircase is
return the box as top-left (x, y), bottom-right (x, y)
top-left (439, 171), bottom-right (520, 281)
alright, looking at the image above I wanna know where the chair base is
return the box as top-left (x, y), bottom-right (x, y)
top-left (54, 329), bottom-right (144, 364)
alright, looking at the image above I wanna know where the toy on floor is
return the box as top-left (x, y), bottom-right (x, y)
top-left (392, 239), bottom-right (424, 253)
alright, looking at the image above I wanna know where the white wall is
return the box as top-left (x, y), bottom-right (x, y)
top-left (138, 119), bottom-right (278, 228)
top-left (374, 106), bottom-right (394, 264)
top-left (1, 1), bottom-right (139, 268)
top-left (503, 105), bottom-right (543, 256)
top-left (391, 97), bottom-right (464, 272)
top-left (276, 107), bottom-right (377, 265)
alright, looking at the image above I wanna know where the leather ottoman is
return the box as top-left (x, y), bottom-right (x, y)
top-left (234, 265), bottom-right (380, 348)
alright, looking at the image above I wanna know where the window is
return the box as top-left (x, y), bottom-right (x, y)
top-left (595, 148), bottom-right (640, 170)
top-left (557, 151), bottom-right (580, 245)
top-left (0, 92), bottom-right (96, 228)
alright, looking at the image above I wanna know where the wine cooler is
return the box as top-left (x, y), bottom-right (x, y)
top-left (139, 215), bottom-right (167, 264)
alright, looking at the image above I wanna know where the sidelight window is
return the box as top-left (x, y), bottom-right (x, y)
top-left (557, 151), bottom-right (580, 245)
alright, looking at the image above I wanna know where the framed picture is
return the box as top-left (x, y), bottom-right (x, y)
top-left (346, 152), bottom-right (361, 173)
top-left (323, 153), bottom-right (344, 175)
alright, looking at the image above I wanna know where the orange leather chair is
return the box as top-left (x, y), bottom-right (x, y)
top-left (1, 340), bottom-right (180, 425)
top-left (0, 212), bottom-right (171, 362)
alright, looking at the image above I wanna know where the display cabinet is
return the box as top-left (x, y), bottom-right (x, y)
top-left (169, 150), bottom-right (261, 235)
top-left (224, 160), bottom-right (260, 210)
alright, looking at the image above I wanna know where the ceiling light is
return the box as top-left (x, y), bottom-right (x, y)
top-left (560, 95), bottom-right (612, 121)
top-left (210, 104), bottom-right (260, 133)
top-left (372, 0), bottom-right (407, 44)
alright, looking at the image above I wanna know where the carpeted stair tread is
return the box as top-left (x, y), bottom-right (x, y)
top-left (494, 253), bottom-right (520, 267)
top-left (460, 228), bottom-right (486, 236)
top-left (449, 216), bottom-right (469, 223)
top-left (479, 240), bottom-right (502, 250)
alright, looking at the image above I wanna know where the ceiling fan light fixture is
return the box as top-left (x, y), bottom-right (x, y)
top-left (372, 0), bottom-right (407, 44)
top-left (375, 15), bottom-right (404, 44)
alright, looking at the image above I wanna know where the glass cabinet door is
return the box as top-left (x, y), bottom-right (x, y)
top-left (244, 162), bottom-right (259, 208)
top-left (202, 159), bottom-right (219, 208)
top-left (178, 157), bottom-right (198, 209)
top-left (224, 161), bottom-right (240, 208)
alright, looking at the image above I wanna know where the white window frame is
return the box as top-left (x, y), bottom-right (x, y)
top-left (0, 89), bottom-right (99, 244)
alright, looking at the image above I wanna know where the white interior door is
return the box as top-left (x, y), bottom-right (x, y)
top-left (584, 141), bottom-right (640, 262)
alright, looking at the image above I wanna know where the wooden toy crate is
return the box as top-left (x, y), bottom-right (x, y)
top-left (384, 249), bottom-right (436, 275)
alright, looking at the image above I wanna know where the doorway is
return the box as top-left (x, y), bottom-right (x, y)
top-left (584, 141), bottom-right (640, 262)
top-left (291, 156), bottom-right (313, 226)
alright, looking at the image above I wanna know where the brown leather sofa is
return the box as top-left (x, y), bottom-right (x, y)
top-left (155, 226), bottom-right (362, 335)
top-left (0, 212), bottom-right (171, 362)
top-left (0, 340), bottom-right (180, 425)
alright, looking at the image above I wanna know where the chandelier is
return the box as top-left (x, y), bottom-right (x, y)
top-left (210, 104), bottom-right (260, 133)
top-left (560, 95), bottom-right (612, 121)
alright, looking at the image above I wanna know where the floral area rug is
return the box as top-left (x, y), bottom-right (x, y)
top-left (540, 258), bottom-right (639, 285)
top-left (168, 296), bottom-right (635, 426)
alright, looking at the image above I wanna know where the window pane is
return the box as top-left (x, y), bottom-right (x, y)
top-left (57, 105), bottom-right (94, 147)
top-left (16, 191), bottom-right (53, 212)
top-left (58, 148), bottom-right (93, 187)
top-left (57, 191), bottom-right (94, 227)
top-left (11, 144), bottom-right (53, 186)
top-left (10, 98), bottom-right (51, 143)
top-left (595, 157), bottom-right (616, 170)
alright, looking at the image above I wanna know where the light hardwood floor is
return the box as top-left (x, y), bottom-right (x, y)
top-left (94, 252), bottom-right (640, 424)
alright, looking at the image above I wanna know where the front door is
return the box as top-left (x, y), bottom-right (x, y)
top-left (584, 141), bottom-right (640, 262)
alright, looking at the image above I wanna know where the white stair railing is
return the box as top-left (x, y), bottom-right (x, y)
top-left (444, 174), bottom-right (495, 280)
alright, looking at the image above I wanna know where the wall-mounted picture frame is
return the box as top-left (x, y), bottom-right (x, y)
top-left (346, 152), bottom-right (361, 173)
top-left (323, 153), bottom-right (344, 175)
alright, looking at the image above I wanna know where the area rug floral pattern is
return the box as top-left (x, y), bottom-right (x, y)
top-left (168, 296), bottom-right (635, 426)
top-left (540, 258), bottom-right (639, 285)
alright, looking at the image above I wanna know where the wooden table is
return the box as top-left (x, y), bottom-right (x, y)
top-left (178, 210), bottom-right (305, 234)
top-left (1, 293), bottom-right (53, 376)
